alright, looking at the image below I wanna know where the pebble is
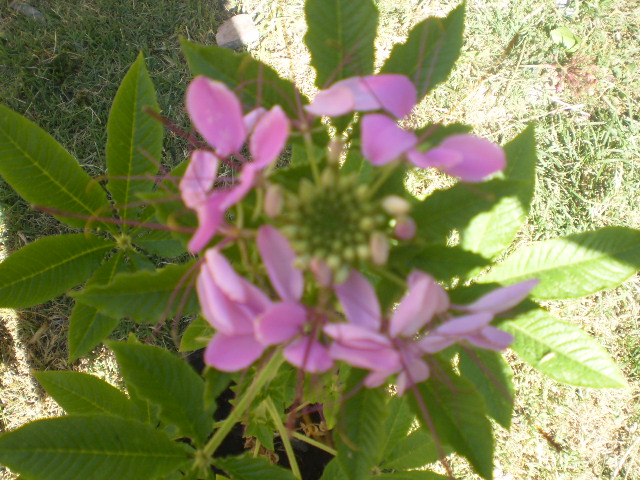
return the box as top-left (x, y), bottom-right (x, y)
top-left (216, 14), bottom-right (260, 50)
top-left (9, 1), bottom-right (45, 22)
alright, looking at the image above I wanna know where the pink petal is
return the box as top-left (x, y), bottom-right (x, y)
top-left (433, 312), bottom-right (493, 336)
top-left (395, 357), bottom-right (430, 396)
top-left (204, 248), bottom-right (248, 303)
top-left (255, 301), bottom-right (307, 346)
top-left (394, 216), bottom-right (416, 240)
top-left (204, 333), bottom-right (265, 371)
top-left (418, 335), bottom-right (457, 354)
top-left (360, 75), bottom-right (417, 118)
top-left (329, 342), bottom-right (401, 371)
top-left (334, 270), bottom-right (381, 330)
top-left (390, 271), bottom-right (449, 338)
top-left (180, 150), bottom-right (219, 209)
top-left (361, 114), bottom-right (417, 165)
top-left (436, 135), bottom-right (506, 182)
top-left (458, 279), bottom-right (540, 314)
top-left (284, 337), bottom-right (333, 373)
top-left (250, 106), bottom-right (290, 168)
top-left (305, 83), bottom-right (356, 117)
top-left (257, 225), bottom-right (304, 302)
top-left (364, 370), bottom-right (394, 388)
top-left (467, 326), bottom-right (513, 351)
top-left (244, 107), bottom-right (267, 132)
top-left (219, 163), bottom-right (259, 211)
top-left (188, 196), bottom-right (226, 253)
top-left (186, 76), bottom-right (246, 157)
top-left (324, 324), bottom-right (392, 350)
top-left (406, 146), bottom-right (462, 170)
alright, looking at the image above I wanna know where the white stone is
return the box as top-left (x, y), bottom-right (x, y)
top-left (10, 1), bottom-right (45, 22)
top-left (216, 14), bottom-right (259, 50)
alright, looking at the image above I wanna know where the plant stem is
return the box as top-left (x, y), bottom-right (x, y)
top-left (265, 397), bottom-right (302, 480)
top-left (202, 352), bottom-right (284, 458)
top-left (303, 130), bottom-right (321, 183)
top-left (291, 431), bottom-right (337, 456)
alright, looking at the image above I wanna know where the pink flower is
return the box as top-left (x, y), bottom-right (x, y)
top-left (305, 74), bottom-right (417, 119)
top-left (197, 248), bottom-right (270, 371)
top-left (418, 279), bottom-right (540, 353)
top-left (324, 270), bottom-right (449, 395)
top-left (254, 225), bottom-right (333, 373)
top-left (180, 76), bottom-right (290, 253)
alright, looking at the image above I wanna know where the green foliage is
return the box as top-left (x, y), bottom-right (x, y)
top-left (381, 4), bottom-right (465, 99)
top-left (109, 342), bottom-right (213, 445)
top-left (0, 233), bottom-right (114, 308)
top-left (106, 52), bottom-right (163, 230)
top-left (213, 454), bottom-right (297, 480)
top-left (458, 349), bottom-right (514, 429)
top-left (180, 39), bottom-right (303, 118)
top-left (483, 227), bottom-right (640, 299)
top-left (410, 362), bottom-right (494, 480)
top-left (335, 370), bottom-right (389, 480)
top-left (304, 0), bottom-right (379, 87)
top-left (180, 316), bottom-right (214, 352)
top-left (34, 371), bottom-right (140, 420)
top-left (0, 105), bottom-right (114, 232)
top-left (503, 308), bottom-right (628, 388)
top-left (0, 415), bottom-right (190, 480)
top-left (73, 262), bottom-right (199, 322)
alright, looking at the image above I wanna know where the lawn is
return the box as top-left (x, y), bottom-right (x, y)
top-left (0, 0), bottom-right (638, 478)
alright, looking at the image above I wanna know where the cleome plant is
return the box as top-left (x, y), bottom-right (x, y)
top-left (0, 2), bottom-right (638, 480)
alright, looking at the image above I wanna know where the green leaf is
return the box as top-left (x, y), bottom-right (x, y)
top-left (180, 316), bottom-right (214, 352)
top-left (106, 53), bottom-right (163, 230)
top-left (373, 472), bottom-right (448, 480)
top-left (461, 124), bottom-right (537, 259)
top-left (0, 234), bottom-right (115, 308)
top-left (34, 371), bottom-right (139, 420)
top-left (0, 415), bottom-right (190, 480)
top-left (390, 245), bottom-right (490, 281)
top-left (380, 5), bottom-right (464, 98)
top-left (320, 458), bottom-right (348, 480)
top-left (503, 308), bottom-right (628, 388)
top-left (133, 227), bottom-right (186, 258)
top-left (458, 349), bottom-right (514, 429)
top-left (550, 26), bottom-right (581, 53)
top-left (180, 39), bottom-right (302, 118)
top-left (72, 262), bottom-right (199, 323)
top-left (304, 0), bottom-right (378, 88)
top-left (482, 227), bottom-right (640, 299)
top-left (0, 105), bottom-right (113, 231)
top-left (378, 396), bottom-right (415, 462)
top-left (68, 252), bottom-right (130, 361)
top-left (109, 342), bottom-right (213, 445)
top-left (336, 370), bottom-right (388, 480)
top-left (214, 454), bottom-right (297, 480)
top-left (410, 364), bottom-right (494, 480)
top-left (380, 429), bottom-right (441, 471)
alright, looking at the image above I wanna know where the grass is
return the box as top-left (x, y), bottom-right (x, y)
top-left (1, 0), bottom-right (639, 479)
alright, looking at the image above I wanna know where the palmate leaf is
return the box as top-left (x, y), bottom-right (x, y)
top-left (482, 227), bottom-right (640, 299)
top-left (0, 234), bottom-right (114, 308)
top-left (109, 342), bottom-right (212, 445)
top-left (133, 227), bottom-right (186, 258)
top-left (502, 308), bottom-right (627, 388)
top-left (34, 371), bottom-right (140, 420)
top-left (0, 415), bottom-right (190, 480)
top-left (380, 429), bottom-right (441, 471)
top-left (409, 363), bottom-right (494, 480)
top-left (304, 0), bottom-right (378, 88)
top-left (380, 4), bottom-right (464, 99)
top-left (72, 262), bottom-right (199, 323)
top-left (336, 370), bottom-right (388, 480)
top-left (378, 396), bottom-right (415, 463)
top-left (106, 53), bottom-right (163, 230)
top-left (180, 39), bottom-right (303, 118)
top-left (461, 124), bottom-right (537, 259)
top-left (0, 105), bottom-right (114, 232)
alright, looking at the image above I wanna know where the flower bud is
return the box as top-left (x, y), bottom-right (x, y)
top-left (394, 216), bottom-right (416, 240)
top-left (264, 184), bottom-right (284, 218)
top-left (370, 231), bottom-right (390, 265)
top-left (381, 195), bottom-right (411, 216)
top-left (310, 257), bottom-right (333, 287)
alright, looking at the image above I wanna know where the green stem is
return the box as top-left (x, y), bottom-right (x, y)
top-left (202, 352), bottom-right (284, 458)
top-left (303, 131), bottom-right (321, 183)
top-left (291, 431), bottom-right (337, 456)
top-left (265, 397), bottom-right (302, 480)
